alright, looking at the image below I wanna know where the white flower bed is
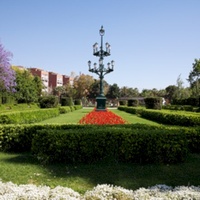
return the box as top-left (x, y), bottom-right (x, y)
top-left (0, 181), bottom-right (200, 199)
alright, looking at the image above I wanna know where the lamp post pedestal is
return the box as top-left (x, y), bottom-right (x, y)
top-left (96, 95), bottom-right (107, 111)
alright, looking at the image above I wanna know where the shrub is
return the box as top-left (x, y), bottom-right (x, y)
top-left (74, 99), bottom-right (82, 105)
top-left (61, 97), bottom-right (73, 106)
top-left (139, 109), bottom-right (200, 126)
top-left (127, 99), bottom-right (139, 107)
top-left (173, 97), bottom-right (199, 106)
top-left (144, 97), bottom-right (162, 109)
top-left (38, 95), bottom-right (59, 108)
top-left (74, 105), bottom-right (82, 110)
top-left (119, 106), bottom-right (200, 126)
top-left (31, 126), bottom-right (188, 164)
top-left (118, 106), bottom-right (144, 115)
top-left (58, 106), bottom-right (71, 114)
top-left (0, 108), bottom-right (59, 124)
top-left (119, 100), bottom-right (127, 106)
top-left (1, 124), bottom-right (199, 163)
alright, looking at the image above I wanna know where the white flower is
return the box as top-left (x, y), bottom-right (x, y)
top-left (0, 181), bottom-right (200, 200)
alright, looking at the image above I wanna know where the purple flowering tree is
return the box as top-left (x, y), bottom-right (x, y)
top-left (0, 42), bottom-right (16, 92)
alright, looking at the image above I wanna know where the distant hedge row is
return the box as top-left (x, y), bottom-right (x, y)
top-left (0, 105), bottom-right (82, 124)
top-left (0, 124), bottom-right (199, 164)
top-left (118, 106), bottom-right (200, 126)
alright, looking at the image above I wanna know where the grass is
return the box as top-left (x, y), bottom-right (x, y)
top-left (111, 108), bottom-right (160, 125)
top-left (38, 108), bottom-right (92, 124)
top-left (0, 152), bottom-right (200, 194)
top-left (0, 107), bottom-right (199, 194)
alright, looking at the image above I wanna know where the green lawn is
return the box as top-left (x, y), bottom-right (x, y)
top-left (38, 108), bottom-right (92, 124)
top-left (111, 108), bottom-right (160, 125)
top-left (0, 152), bottom-right (200, 194)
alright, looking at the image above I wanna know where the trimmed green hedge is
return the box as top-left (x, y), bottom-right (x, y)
top-left (163, 105), bottom-right (200, 112)
top-left (31, 127), bottom-right (188, 164)
top-left (0, 108), bottom-right (60, 124)
top-left (140, 109), bottom-right (200, 126)
top-left (118, 106), bottom-right (200, 126)
top-left (0, 124), bottom-right (87, 152)
top-left (1, 123), bottom-right (200, 164)
top-left (0, 105), bottom-right (82, 124)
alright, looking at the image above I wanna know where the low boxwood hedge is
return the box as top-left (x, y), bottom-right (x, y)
top-left (118, 106), bottom-right (200, 126)
top-left (0, 105), bottom-right (82, 124)
top-left (0, 108), bottom-right (59, 124)
top-left (0, 124), bottom-right (199, 164)
top-left (31, 127), bottom-right (188, 164)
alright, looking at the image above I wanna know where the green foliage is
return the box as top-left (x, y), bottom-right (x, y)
top-left (144, 97), bottom-right (162, 109)
top-left (74, 99), bottom-right (82, 105)
top-left (127, 99), bottom-right (139, 107)
top-left (188, 58), bottom-right (200, 97)
top-left (0, 103), bottom-right (39, 113)
top-left (118, 129), bottom-right (188, 164)
top-left (0, 93), bottom-right (16, 104)
top-left (163, 104), bottom-right (199, 112)
top-left (119, 100), bottom-right (127, 106)
top-left (0, 123), bottom-right (199, 165)
top-left (140, 109), bottom-right (200, 126)
top-left (58, 106), bottom-right (71, 114)
top-left (60, 97), bottom-right (73, 106)
top-left (172, 97), bottom-right (200, 107)
top-left (73, 105), bottom-right (82, 110)
top-left (14, 69), bottom-right (41, 103)
top-left (118, 106), bottom-right (144, 115)
top-left (0, 124), bottom-right (39, 152)
top-left (58, 105), bottom-right (82, 114)
top-left (106, 83), bottom-right (120, 99)
top-left (184, 127), bottom-right (200, 153)
top-left (0, 108), bottom-right (59, 124)
top-left (31, 126), bottom-right (188, 164)
top-left (38, 95), bottom-right (59, 108)
top-left (118, 106), bottom-right (200, 126)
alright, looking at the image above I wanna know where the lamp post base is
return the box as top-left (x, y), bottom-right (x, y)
top-left (96, 96), bottom-right (107, 111)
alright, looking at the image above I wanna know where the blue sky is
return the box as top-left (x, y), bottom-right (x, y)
top-left (1, 0), bottom-right (200, 91)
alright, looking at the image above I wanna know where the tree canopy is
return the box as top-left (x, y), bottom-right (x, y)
top-left (0, 43), bottom-right (16, 92)
top-left (188, 59), bottom-right (200, 96)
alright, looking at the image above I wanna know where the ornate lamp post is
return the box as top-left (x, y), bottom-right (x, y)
top-left (88, 26), bottom-right (114, 111)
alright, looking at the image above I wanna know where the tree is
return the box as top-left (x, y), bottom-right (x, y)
top-left (64, 83), bottom-right (77, 99)
top-left (14, 68), bottom-right (39, 103)
top-left (73, 74), bottom-right (95, 99)
top-left (140, 89), bottom-right (154, 97)
top-left (174, 74), bottom-right (190, 99)
top-left (53, 86), bottom-right (66, 96)
top-left (0, 43), bottom-right (16, 93)
top-left (188, 59), bottom-right (200, 97)
top-left (120, 86), bottom-right (139, 97)
top-left (165, 85), bottom-right (178, 103)
top-left (33, 75), bottom-right (43, 96)
top-left (106, 83), bottom-right (120, 99)
top-left (87, 79), bottom-right (99, 99)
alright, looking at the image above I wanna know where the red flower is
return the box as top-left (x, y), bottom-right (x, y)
top-left (79, 109), bottom-right (128, 125)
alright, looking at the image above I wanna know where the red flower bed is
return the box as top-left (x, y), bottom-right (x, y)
top-left (79, 109), bottom-right (128, 125)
